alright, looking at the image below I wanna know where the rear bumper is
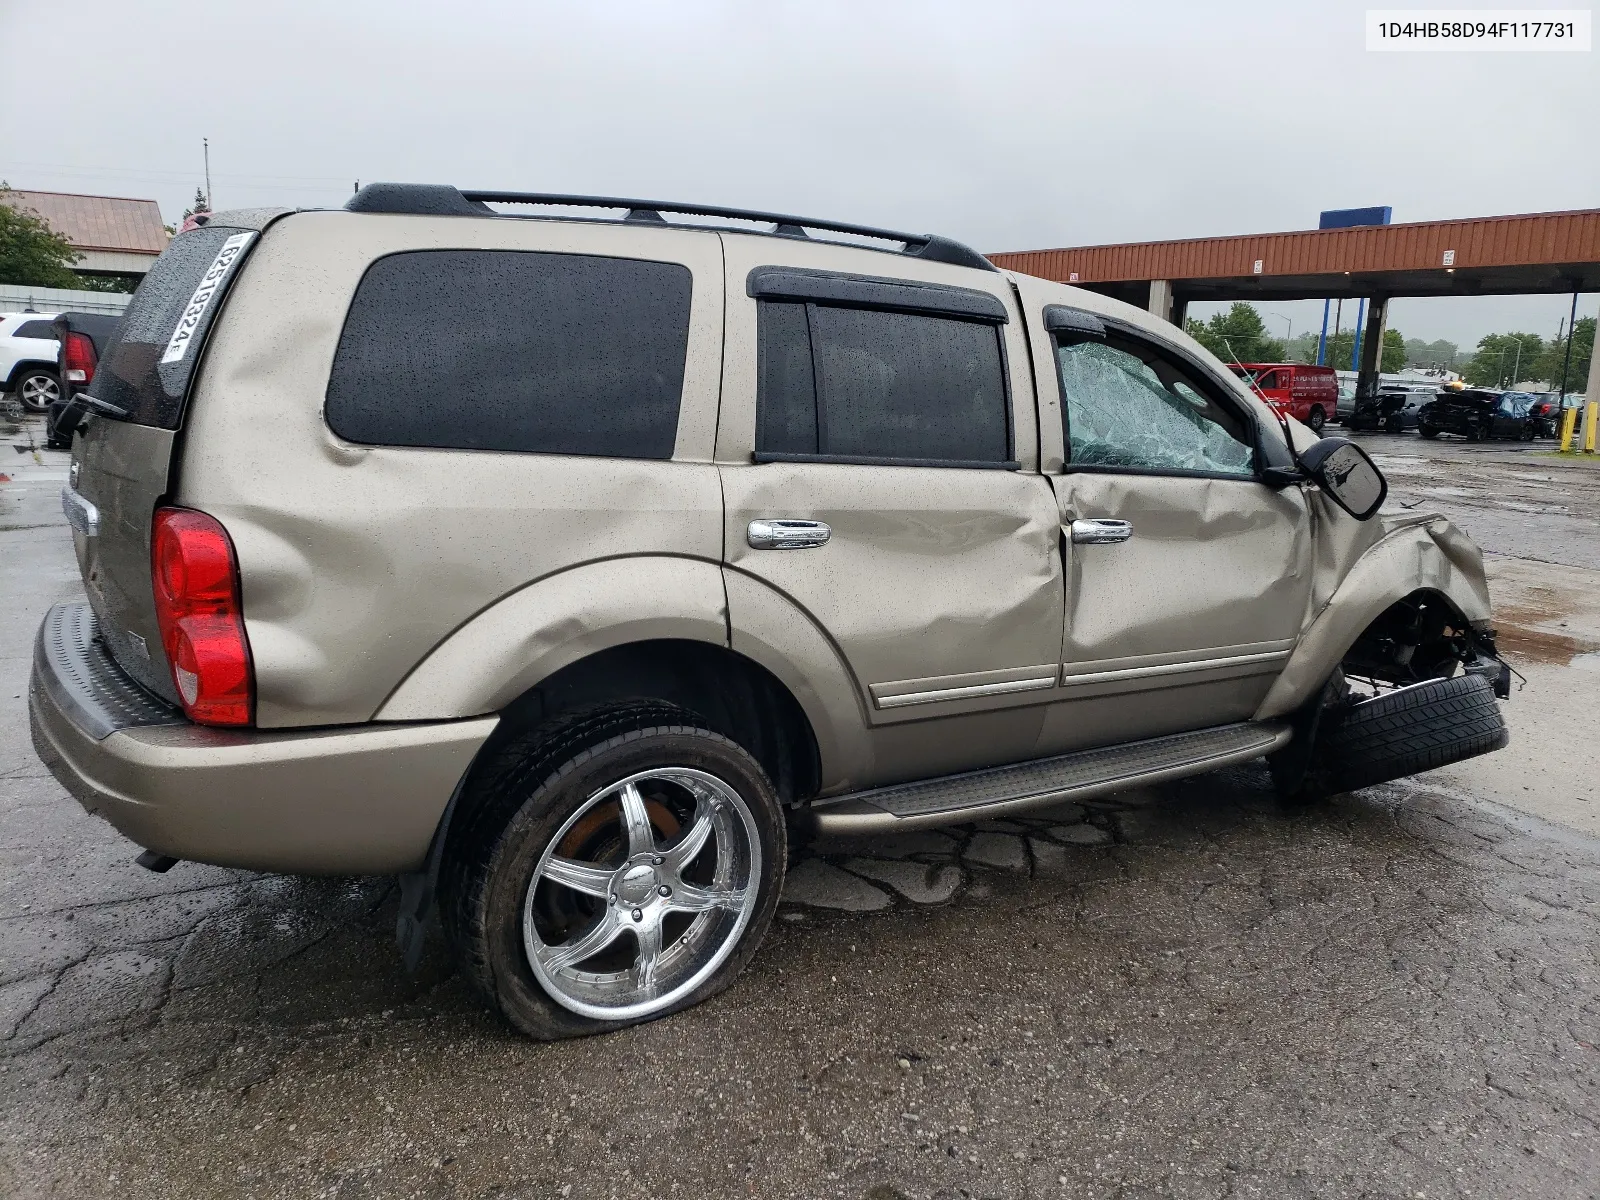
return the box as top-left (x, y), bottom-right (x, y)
top-left (29, 602), bottom-right (497, 874)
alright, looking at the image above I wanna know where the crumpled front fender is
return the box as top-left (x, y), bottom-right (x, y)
top-left (1254, 509), bottom-right (1493, 721)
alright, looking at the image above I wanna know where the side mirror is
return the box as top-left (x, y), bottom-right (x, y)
top-left (1298, 436), bottom-right (1387, 520)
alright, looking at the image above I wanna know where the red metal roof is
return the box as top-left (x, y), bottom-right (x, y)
top-left (989, 208), bottom-right (1600, 284)
top-left (1, 189), bottom-right (168, 256)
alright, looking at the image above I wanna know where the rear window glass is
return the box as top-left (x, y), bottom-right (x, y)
top-left (90, 225), bottom-right (257, 428)
top-left (325, 250), bottom-right (692, 459)
top-left (754, 300), bottom-right (1011, 464)
top-left (12, 320), bottom-right (58, 341)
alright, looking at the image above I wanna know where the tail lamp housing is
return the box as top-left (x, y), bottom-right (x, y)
top-left (150, 507), bottom-right (254, 726)
top-left (62, 331), bottom-right (97, 385)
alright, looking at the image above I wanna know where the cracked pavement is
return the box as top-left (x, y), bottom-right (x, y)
top-left (3, 419), bottom-right (1599, 1199)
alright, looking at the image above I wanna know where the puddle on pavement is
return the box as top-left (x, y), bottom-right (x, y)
top-left (1494, 603), bottom-right (1600, 666)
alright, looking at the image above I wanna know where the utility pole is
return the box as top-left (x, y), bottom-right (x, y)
top-left (203, 137), bottom-right (212, 210)
top-left (1557, 290), bottom-right (1579, 398)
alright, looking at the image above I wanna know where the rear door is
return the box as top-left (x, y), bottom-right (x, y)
top-left (717, 239), bottom-right (1064, 783)
top-left (67, 221), bottom-right (269, 702)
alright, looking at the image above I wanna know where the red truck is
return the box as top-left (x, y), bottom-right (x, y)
top-left (1228, 363), bottom-right (1339, 434)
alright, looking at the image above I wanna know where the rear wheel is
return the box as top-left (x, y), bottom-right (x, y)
top-left (1306, 406), bottom-right (1326, 434)
top-left (1418, 423), bottom-right (1439, 439)
top-left (14, 368), bottom-right (60, 414)
top-left (1519, 423), bottom-right (1536, 441)
top-left (440, 705), bottom-right (786, 1039)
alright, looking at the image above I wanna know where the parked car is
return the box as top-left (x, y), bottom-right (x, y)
top-left (0, 311), bottom-right (63, 413)
top-left (1418, 389), bottom-right (1539, 441)
top-left (1522, 391), bottom-right (1585, 439)
top-left (45, 312), bottom-right (122, 449)
top-left (1347, 383), bottom-right (1437, 433)
top-left (30, 185), bottom-right (1510, 1040)
top-left (1228, 362), bottom-right (1339, 433)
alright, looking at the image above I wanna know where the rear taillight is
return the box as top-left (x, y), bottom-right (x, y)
top-left (62, 331), bottom-right (97, 384)
top-left (151, 508), bottom-right (254, 726)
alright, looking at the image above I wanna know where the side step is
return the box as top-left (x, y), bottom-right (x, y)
top-left (809, 721), bottom-right (1291, 836)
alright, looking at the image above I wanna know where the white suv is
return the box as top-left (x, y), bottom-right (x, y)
top-left (1, 312), bottom-right (63, 412)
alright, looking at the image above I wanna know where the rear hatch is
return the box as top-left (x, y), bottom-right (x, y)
top-left (67, 218), bottom-right (276, 704)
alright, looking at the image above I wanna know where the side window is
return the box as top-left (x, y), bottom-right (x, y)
top-left (755, 301), bottom-right (1011, 465)
top-left (13, 320), bottom-right (59, 341)
top-left (326, 250), bottom-right (693, 459)
top-left (1055, 334), bottom-right (1256, 477)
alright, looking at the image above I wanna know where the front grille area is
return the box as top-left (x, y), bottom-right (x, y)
top-left (34, 602), bottom-right (184, 741)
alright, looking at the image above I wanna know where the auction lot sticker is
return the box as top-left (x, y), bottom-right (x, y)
top-left (1367, 9), bottom-right (1591, 50)
top-left (161, 232), bottom-right (257, 365)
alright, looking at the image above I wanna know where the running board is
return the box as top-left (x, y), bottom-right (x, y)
top-left (808, 721), bottom-right (1291, 836)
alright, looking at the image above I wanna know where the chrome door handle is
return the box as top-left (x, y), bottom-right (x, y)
top-left (747, 519), bottom-right (831, 550)
top-left (1070, 518), bottom-right (1132, 545)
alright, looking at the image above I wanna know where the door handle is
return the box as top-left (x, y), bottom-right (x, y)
top-left (1070, 518), bottom-right (1132, 545)
top-left (748, 519), bottom-right (832, 550)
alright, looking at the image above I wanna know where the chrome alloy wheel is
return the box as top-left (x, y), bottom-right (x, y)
top-left (522, 767), bottom-right (761, 1020)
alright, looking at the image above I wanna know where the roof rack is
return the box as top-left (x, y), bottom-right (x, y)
top-left (344, 183), bottom-right (995, 273)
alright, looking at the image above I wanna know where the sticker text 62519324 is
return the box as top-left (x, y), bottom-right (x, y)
top-left (160, 232), bottom-right (256, 366)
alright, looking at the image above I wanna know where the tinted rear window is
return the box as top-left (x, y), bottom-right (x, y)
top-left (325, 250), bottom-right (692, 459)
top-left (754, 300), bottom-right (1010, 464)
top-left (12, 320), bottom-right (58, 341)
top-left (90, 225), bottom-right (257, 428)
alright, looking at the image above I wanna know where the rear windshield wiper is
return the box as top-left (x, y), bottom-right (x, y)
top-left (77, 394), bottom-right (129, 419)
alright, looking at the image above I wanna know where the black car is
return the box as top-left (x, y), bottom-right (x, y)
top-left (1417, 389), bottom-right (1538, 442)
top-left (1346, 385), bottom-right (1435, 433)
top-left (45, 311), bottom-right (122, 449)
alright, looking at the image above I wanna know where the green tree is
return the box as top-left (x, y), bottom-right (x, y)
top-left (0, 186), bottom-right (82, 288)
top-left (1463, 332), bottom-right (1546, 387)
top-left (1184, 302), bottom-right (1285, 363)
top-left (1537, 316), bottom-right (1594, 395)
top-left (182, 187), bottom-right (210, 221)
top-left (1380, 328), bottom-right (1406, 373)
top-left (1403, 337), bottom-right (1461, 371)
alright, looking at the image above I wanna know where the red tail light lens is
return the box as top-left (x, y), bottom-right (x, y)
top-left (62, 331), bottom-right (97, 384)
top-left (150, 508), bottom-right (253, 726)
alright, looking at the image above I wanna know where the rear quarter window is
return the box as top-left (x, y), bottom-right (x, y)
top-left (90, 225), bottom-right (257, 428)
top-left (325, 250), bottom-right (693, 459)
top-left (12, 320), bottom-right (59, 341)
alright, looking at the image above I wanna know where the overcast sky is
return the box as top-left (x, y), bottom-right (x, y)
top-left (3, 0), bottom-right (1595, 349)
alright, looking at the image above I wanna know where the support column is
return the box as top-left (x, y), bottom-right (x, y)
top-left (1171, 295), bottom-right (1189, 329)
top-left (1354, 296), bottom-right (1390, 408)
top-left (1585, 318), bottom-right (1600, 453)
top-left (1147, 279), bottom-right (1175, 325)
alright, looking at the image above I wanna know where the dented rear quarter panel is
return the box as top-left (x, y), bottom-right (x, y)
top-left (177, 211), bottom-right (728, 727)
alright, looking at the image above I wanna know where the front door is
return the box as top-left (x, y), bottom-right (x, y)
top-left (1031, 304), bottom-right (1313, 753)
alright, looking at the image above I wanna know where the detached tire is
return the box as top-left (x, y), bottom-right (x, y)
top-left (1318, 673), bottom-right (1508, 793)
top-left (440, 704), bottom-right (786, 1040)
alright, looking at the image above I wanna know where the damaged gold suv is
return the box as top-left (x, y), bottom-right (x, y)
top-left (30, 185), bottom-right (1509, 1038)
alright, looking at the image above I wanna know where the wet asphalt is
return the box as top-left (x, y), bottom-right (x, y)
top-left (2, 419), bottom-right (1598, 1199)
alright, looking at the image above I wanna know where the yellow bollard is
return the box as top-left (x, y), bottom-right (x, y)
top-left (1586, 402), bottom-right (1599, 453)
top-left (1560, 406), bottom-right (1578, 452)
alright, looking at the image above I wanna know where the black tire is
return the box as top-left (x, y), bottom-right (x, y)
top-left (1418, 424), bottom-right (1439, 439)
top-left (1318, 674), bottom-right (1508, 793)
top-left (13, 367), bottom-right (60, 414)
top-left (1306, 406), bottom-right (1326, 434)
top-left (439, 704), bottom-right (786, 1040)
top-left (1519, 423), bottom-right (1536, 442)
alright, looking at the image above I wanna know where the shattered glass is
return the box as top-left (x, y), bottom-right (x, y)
top-left (1057, 341), bottom-right (1255, 476)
